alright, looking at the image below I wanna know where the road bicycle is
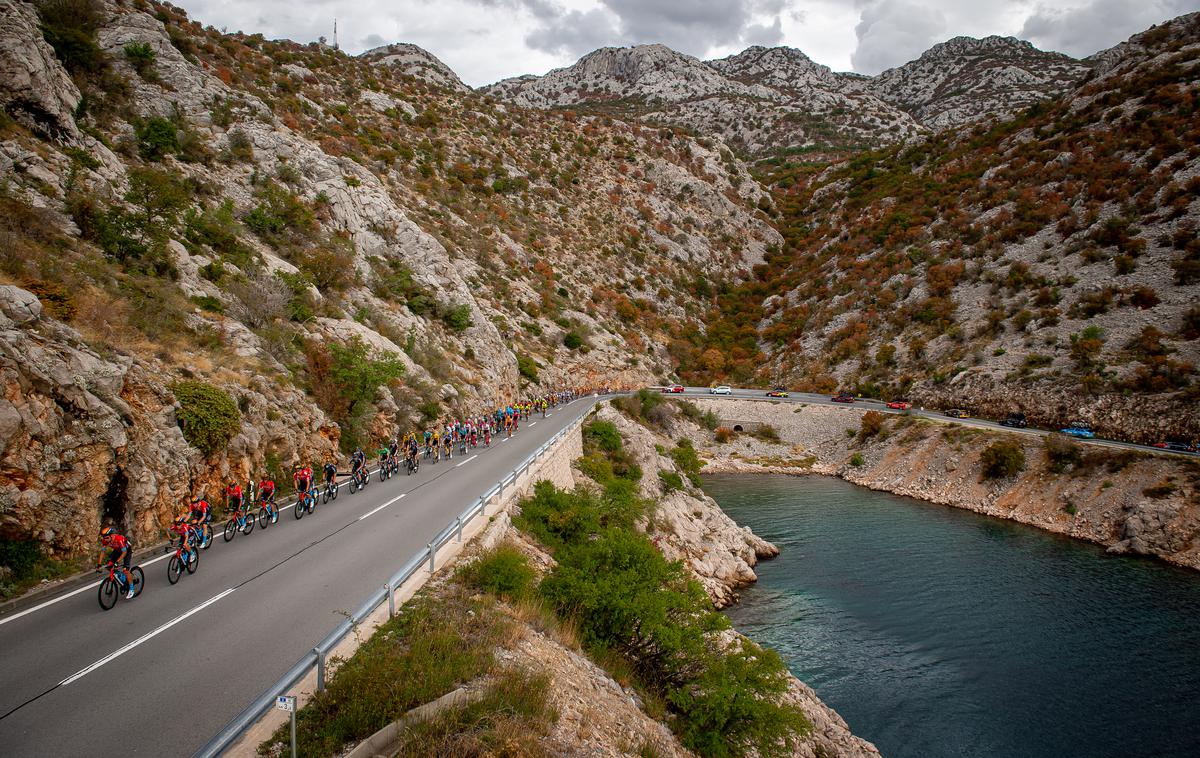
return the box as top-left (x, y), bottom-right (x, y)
top-left (378, 457), bottom-right (392, 481)
top-left (406, 452), bottom-right (419, 475)
top-left (348, 466), bottom-right (369, 492)
top-left (322, 477), bottom-right (339, 503)
top-left (190, 521), bottom-right (213, 550)
top-left (166, 541), bottom-right (199, 585)
top-left (97, 562), bottom-right (144, 610)
top-left (223, 505), bottom-right (255, 542)
top-left (294, 486), bottom-right (317, 519)
top-left (258, 491), bottom-right (279, 528)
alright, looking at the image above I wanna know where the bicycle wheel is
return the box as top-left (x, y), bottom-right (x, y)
top-left (168, 555), bottom-right (183, 585)
top-left (224, 518), bottom-right (237, 542)
top-left (242, 514), bottom-right (254, 536)
top-left (186, 549), bottom-right (199, 574)
top-left (332, 483), bottom-right (338, 500)
top-left (379, 467), bottom-right (386, 482)
top-left (322, 487), bottom-right (330, 504)
top-left (200, 524), bottom-right (213, 549)
top-left (129, 566), bottom-right (145, 598)
top-left (294, 497), bottom-right (305, 519)
top-left (258, 506), bottom-right (270, 529)
top-left (98, 578), bottom-right (118, 610)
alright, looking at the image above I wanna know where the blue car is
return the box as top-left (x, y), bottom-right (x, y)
top-left (1060, 423), bottom-right (1095, 439)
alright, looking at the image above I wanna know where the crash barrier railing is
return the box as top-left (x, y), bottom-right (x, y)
top-left (193, 399), bottom-right (597, 757)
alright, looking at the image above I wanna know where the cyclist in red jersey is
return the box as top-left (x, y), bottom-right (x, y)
top-left (226, 481), bottom-right (243, 513)
top-left (188, 498), bottom-right (211, 526)
top-left (97, 526), bottom-right (135, 598)
top-left (258, 477), bottom-right (276, 504)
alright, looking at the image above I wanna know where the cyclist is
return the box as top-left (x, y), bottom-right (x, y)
top-left (97, 526), bottom-right (135, 599)
top-left (293, 464), bottom-right (312, 496)
top-left (388, 438), bottom-right (399, 469)
top-left (258, 475), bottom-right (276, 505)
top-left (442, 430), bottom-right (453, 460)
top-left (376, 443), bottom-right (390, 472)
top-left (423, 429), bottom-right (433, 458)
top-left (351, 447), bottom-right (366, 482)
top-left (168, 513), bottom-right (196, 566)
top-left (323, 459), bottom-right (338, 492)
top-left (188, 497), bottom-right (211, 527)
top-left (406, 436), bottom-right (420, 471)
top-left (226, 480), bottom-right (243, 515)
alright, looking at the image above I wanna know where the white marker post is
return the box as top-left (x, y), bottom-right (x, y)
top-left (276, 695), bottom-right (297, 758)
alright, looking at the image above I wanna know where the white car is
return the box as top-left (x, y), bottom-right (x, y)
top-left (710, 385), bottom-right (732, 395)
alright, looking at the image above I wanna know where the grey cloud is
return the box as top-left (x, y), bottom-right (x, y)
top-left (1018, 0), bottom-right (1200, 57)
top-left (851, 0), bottom-right (946, 74)
top-left (361, 33), bottom-right (388, 48)
top-left (519, 0), bottom-right (786, 59)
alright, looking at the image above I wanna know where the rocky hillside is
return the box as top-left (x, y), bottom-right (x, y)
top-left (485, 44), bottom-right (924, 155)
top-left (483, 35), bottom-right (1097, 154)
top-left (678, 13), bottom-right (1200, 444)
top-left (0, 0), bottom-right (775, 560)
top-left (862, 35), bottom-right (1092, 129)
top-left (360, 42), bottom-right (469, 93)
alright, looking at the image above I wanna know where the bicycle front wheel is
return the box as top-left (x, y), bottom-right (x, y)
top-left (294, 499), bottom-right (305, 519)
top-left (331, 483), bottom-right (338, 500)
top-left (98, 578), bottom-right (118, 610)
top-left (258, 506), bottom-right (270, 529)
top-left (224, 519), bottom-right (237, 542)
top-left (200, 524), bottom-right (213, 549)
top-left (242, 514), bottom-right (254, 535)
top-left (186, 549), bottom-right (199, 574)
top-left (130, 566), bottom-right (145, 598)
top-left (168, 556), bottom-right (183, 585)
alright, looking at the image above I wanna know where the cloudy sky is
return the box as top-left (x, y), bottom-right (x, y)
top-left (177, 0), bottom-right (1200, 86)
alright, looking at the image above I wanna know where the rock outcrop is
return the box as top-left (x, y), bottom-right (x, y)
top-left (0, 0), bottom-right (81, 140)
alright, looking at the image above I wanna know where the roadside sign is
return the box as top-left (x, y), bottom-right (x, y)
top-left (276, 695), bottom-right (295, 712)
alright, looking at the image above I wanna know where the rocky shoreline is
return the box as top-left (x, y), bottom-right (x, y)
top-left (678, 398), bottom-right (1200, 571)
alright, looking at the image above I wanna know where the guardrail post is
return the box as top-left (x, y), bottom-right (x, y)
top-left (427, 543), bottom-right (435, 573)
top-left (456, 516), bottom-right (464, 542)
top-left (314, 648), bottom-right (325, 692)
top-left (387, 582), bottom-right (394, 617)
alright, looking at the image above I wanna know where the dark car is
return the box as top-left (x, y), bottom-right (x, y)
top-left (1155, 440), bottom-right (1197, 453)
top-left (831, 393), bottom-right (855, 403)
top-left (1000, 412), bottom-right (1027, 428)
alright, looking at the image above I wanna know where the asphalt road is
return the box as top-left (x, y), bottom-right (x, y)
top-left (0, 397), bottom-right (597, 757)
top-left (667, 386), bottom-right (1197, 457)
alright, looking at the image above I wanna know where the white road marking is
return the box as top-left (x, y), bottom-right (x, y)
top-left (455, 455), bottom-right (478, 468)
top-left (59, 587), bottom-right (236, 686)
top-left (501, 437), bottom-right (509, 443)
top-left (529, 421), bottom-right (537, 427)
top-left (358, 493), bottom-right (406, 521)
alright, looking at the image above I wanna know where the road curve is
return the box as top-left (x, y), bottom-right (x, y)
top-left (0, 397), bottom-right (597, 757)
top-left (661, 386), bottom-right (1197, 458)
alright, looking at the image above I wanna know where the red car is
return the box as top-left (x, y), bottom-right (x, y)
top-left (670, 384), bottom-right (684, 393)
top-left (831, 393), bottom-right (855, 403)
top-left (886, 400), bottom-right (912, 410)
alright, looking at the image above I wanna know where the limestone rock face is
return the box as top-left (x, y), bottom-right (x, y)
top-left (0, 286), bottom-right (339, 555)
top-left (360, 43), bottom-right (469, 92)
top-left (0, 0), bottom-right (81, 140)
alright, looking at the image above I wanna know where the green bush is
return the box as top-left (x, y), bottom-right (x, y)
top-left (37, 0), bottom-right (106, 75)
top-left (981, 440), bottom-right (1026, 479)
top-left (584, 420), bottom-right (622, 453)
top-left (670, 440), bottom-right (703, 487)
top-left (123, 41), bottom-right (155, 77)
top-left (327, 337), bottom-right (405, 416)
top-left (459, 545), bottom-right (535, 601)
top-left (754, 424), bottom-right (781, 443)
top-left (659, 470), bottom-right (685, 492)
top-left (441, 303), bottom-right (472, 332)
top-left (564, 330), bottom-right (584, 350)
top-left (171, 380), bottom-right (241, 454)
top-left (136, 117), bottom-right (179, 161)
top-left (849, 452), bottom-right (865, 467)
top-left (517, 353), bottom-right (539, 382)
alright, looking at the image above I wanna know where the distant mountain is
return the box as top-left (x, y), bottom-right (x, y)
top-left (360, 43), bottom-right (470, 92)
top-left (862, 35), bottom-right (1092, 129)
top-left (484, 35), bottom-right (1098, 153)
top-left (484, 44), bottom-right (924, 155)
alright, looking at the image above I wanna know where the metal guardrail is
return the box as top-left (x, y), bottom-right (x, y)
top-left (193, 401), bottom-right (595, 757)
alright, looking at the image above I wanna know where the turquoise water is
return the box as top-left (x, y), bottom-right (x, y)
top-left (704, 474), bottom-right (1200, 758)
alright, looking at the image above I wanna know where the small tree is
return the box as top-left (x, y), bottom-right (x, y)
top-left (981, 440), bottom-right (1026, 479)
top-left (123, 41), bottom-right (156, 78)
top-left (327, 337), bottom-right (405, 418)
top-left (858, 411), bottom-right (885, 440)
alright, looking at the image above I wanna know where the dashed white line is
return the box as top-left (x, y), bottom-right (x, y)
top-left (358, 493), bottom-right (407, 521)
top-left (59, 587), bottom-right (236, 686)
top-left (455, 455), bottom-right (478, 468)
top-left (529, 421), bottom-right (538, 427)
top-left (501, 437), bottom-right (509, 443)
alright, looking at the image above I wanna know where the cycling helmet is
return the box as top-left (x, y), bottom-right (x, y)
top-left (174, 514), bottom-right (187, 525)
top-left (99, 525), bottom-right (114, 538)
